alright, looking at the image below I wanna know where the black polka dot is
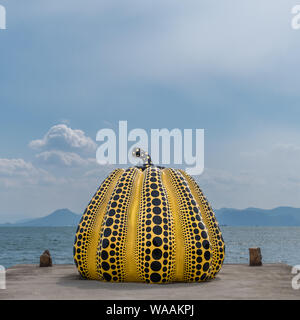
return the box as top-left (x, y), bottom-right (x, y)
top-left (200, 273), bottom-right (207, 280)
top-left (203, 262), bottom-right (209, 272)
top-left (201, 231), bottom-right (208, 239)
top-left (102, 239), bottom-right (109, 248)
top-left (204, 251), bottom-right (211, 261)
top-left (106, 218), bottom-right (113, 226)
top-left (151, 261), bottom-right (162, 271)
top-left (150, 273), bottom-right (161, 283)
top-left (153, 237), bottom-right (162, 247)
top-left (153, 216), bottom-right (162, 224)
top-left (101, 250), bottom-right (108, 260)
top-left (151, 190), bottom-right (159, 197)
top-left (104, 228), bottom-right (111, 237)
top-left (152, 249), bottom-right (162, 260)
top-left (199, 222), bottom-right (205, 229)
top-left (153, 226), bottom-right (162, 235)
top-left (153, 207), bottom-right (161, 214)
top-left (203, 240), bottom-right (210, 249)
top-left (152, 198), bottom-right (161, 206)
top-left (103, 272), bottom-right (112, 281)
top-left (109, 209), bottom-right (115, 216)
top-left (102, 262), bottom-right (110, 271)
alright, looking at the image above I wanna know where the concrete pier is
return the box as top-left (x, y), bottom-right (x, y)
top-left (0, 264), bottom-right (299, 300)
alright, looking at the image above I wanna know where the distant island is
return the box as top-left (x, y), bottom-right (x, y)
top-left (0, 209), bottom-right (81, 227)
top-left (0, 206), bottom-right (300, 227)
top-left (215, 207), bottom-right (300, 226)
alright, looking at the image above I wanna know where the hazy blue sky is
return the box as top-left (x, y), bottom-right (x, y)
top-left (1, 0), bottom-right (300, 222)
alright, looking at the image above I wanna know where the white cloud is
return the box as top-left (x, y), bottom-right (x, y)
top-left (0, 158), bottom-right (59, 187)
top-left (272, 143), bottom-right (300, 154)
top-left (36, 150), bottom-right (96, 167)
top-left (29, 124), bottom-right (97, 154)
top-left (240, 143), bottom-right (300, 174)
top-left (0, 158), bottom-right (36, 177)
top-left (83, 166), bottom-right (115, 178)
top-left (197, 168), bottom-right (263, 188)
top-left (68, 0), bottom-right (297, 93)
top-left (15, 0), bottom-right (298, 90)
top-left (241, 143), bottom-right (300, 158)
top-left (194, 141), bottom-right (300, 209)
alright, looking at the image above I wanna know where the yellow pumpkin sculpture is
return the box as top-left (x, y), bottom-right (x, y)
top-left (74, 148), bottom-right (225, 283)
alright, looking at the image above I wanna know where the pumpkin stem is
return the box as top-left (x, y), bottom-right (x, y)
top-left (132, 148), bottom-right (153, 166)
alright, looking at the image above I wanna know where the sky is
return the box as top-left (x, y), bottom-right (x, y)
top-left (0, 0), bottom-right (300, 222)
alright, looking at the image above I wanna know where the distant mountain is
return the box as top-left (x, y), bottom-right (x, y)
top-left (1, 206), bottom-right (300, 227)
top-left (0, 209), bottom-right (81, 227)
top-left (215, 206), bottom-right (300, 226)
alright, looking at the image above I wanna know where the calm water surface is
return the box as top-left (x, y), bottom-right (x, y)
top-left (0, 226), bottom-right (299, 268)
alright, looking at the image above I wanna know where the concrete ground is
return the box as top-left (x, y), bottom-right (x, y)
top-left (0, 264), bottom-right (299, 300)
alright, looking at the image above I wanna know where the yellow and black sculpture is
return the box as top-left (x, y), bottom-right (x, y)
top-left (74, 148), bottom-right (225, 283)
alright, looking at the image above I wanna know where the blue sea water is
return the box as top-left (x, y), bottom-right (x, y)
top-left (0, 226), bottom-right (299, 268)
